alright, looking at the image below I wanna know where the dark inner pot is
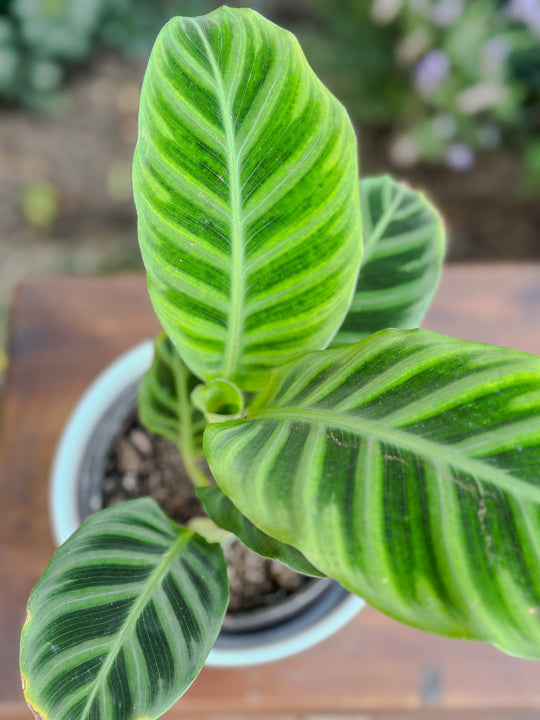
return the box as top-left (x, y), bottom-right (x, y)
top-left (77, 379), bottom-right (336, 634)
top-left (102, 409), bottom-right (316, 618)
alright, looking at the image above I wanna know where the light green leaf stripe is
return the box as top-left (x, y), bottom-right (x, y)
top-left (20, 499), bottom-right (229, 720)
top-left (205, 328), bottom-right (540, 658)
top-left (197, 485), bottom-right (325, 577)
top-left (334, 175), bottom-right (445, 345)
top-left (133, 7), bottom-right (362, 390)
top-left (139, 333), bottom-right (206, 448)
top-left (138, 334), bottom-right (212, 488)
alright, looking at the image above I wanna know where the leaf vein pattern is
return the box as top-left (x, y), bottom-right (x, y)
top-left (194, 22), bottom-right (246, 380)
top-left (250, 408), bottom-right (540, 502)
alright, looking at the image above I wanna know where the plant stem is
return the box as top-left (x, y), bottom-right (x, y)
top-left (173, 349), bottom-right (212, 488)
top-left (183, 455), bottom-right (212, 488)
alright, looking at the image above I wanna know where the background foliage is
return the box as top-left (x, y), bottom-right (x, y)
top-left (377, 0), bottom-right (540, 187)
top-left (1, 0), bottom-right (539, 186)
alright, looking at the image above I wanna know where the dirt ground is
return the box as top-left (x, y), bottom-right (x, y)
top-left (0, 55), bottom-right (145, 363)
top-left (1, 53), bottom-right (539, 364)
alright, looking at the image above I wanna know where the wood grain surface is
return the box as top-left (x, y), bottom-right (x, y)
top-left (1, 264), bottom-right (539, 720)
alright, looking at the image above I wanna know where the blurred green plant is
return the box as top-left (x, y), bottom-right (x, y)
top-left (14, 0), bottom-right (103, 60)
top-left (285, 0), bottom-right (409, 125)
top-left (0, 0), bottom-right (216, 110)
top-left (373, 0), bottom-right (540, 184)
top-left (20, 180), bottom-right (59, 229)
top-left (523, 138), bottom-right (540, 192)
top-left (98, 0), bottom-right (216, 57)
top-left (2, 0), bottom-right (539, 189)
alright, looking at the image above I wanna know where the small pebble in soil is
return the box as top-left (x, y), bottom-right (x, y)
top-left (117, 438), bottom-right (141, 474)
top-left (121, 472), bottom-right (138, 492)
top-left (129, 428), bottom-right (153, 456)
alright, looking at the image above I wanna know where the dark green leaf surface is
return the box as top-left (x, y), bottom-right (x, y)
top-left (205, 329), bottom-right (540, 658)
top-left (20, 499), bottom-right (228, 720)
top-left (133, 7), bottom-right (362, 391)
top-left (334, 175), bottom-right (445, 345)
top-left (197, 485), bottom-right (325, 577)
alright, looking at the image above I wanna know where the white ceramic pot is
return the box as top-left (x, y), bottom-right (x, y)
top-left (49, 341), bottom-right (364, 667)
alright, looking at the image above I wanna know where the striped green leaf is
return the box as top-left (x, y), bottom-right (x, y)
top-left (139, 333), bottom-right (206, 448)
top-left (20, 498), bottom-right (228, 720)
top-left (205, 329), bottom-right (540, 658)
top-left (333, 175), bottom-right (445, 346)
top-left (133, 7), bottom-right (362, 391)
top-left (139, 333), bottom-right (213, 488)
top-left (197, 485), bottom-right (325, 577)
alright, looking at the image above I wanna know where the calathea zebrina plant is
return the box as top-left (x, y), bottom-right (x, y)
top-left (20, 6), bottom-right (540, 720)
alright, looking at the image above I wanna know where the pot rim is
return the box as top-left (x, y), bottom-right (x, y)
top-left (50, 340), bottom-right (155, 546)
top-left (49, 340), bottom-right (364, 667)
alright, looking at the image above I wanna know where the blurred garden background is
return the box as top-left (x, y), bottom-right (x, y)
top-left (1, 0), bottom-right (539, 369)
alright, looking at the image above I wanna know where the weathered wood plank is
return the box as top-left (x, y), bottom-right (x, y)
top-left (1, 266), bottom-right (539, 718)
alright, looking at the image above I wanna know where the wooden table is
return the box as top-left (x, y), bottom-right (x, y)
top-left (1, 264), bottom-right (540, 720)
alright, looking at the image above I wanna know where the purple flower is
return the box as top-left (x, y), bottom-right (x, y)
top-left (445, 143), bottom-right (475, 171)
top-left (414, 50), bottom-right (450, 92)
top-left (482, 36), bottom-right (512, 64)
top-left (506, 0), bottom-right (540, 34)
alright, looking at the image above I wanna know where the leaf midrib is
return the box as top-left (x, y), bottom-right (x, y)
top-left (79, 529), bottom-right (192, 720)
top-left (362, 181), bottom-right (405, 261)
top-left (195, 23), bottom-right (245, 381)
top-left (249, 407), bottom-right (540, 503)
